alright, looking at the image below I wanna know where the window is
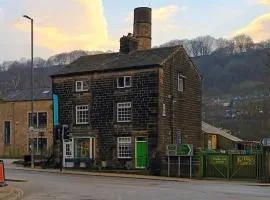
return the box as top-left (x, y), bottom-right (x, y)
top-left (28, 138), bottom-right (47, 152)
top-left (28, 113), bottom-right (37, 127)
top-left (76, 80), bottom-right (89, 92)
top-left (28, 112), bottom-right (47, 128)
top-left (117, 102), bottom-right (132, 122)
top-left (38, 112), bottom-right (47, 128)
top-left (76, 105), bottom-right (89, 124)
top-left (117, 76), bottom-right (131, 88)
top-left (178, 74), bottom-right (184, 92)
top-left (74, 137), bottom-right (95, 159)
top-left (65, 143), bottom-right (72, 156)
top-left (117, 137), bottom-right (132, 158)
top-left (4, 121), bottom-right (10, 145)
top-left (162, 103), bottom-right (166, 116)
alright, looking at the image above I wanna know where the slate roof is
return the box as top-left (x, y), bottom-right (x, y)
top-left (4, 88), bottom-right (52, 101)
top-left (202, 121), bottom-right (243, 142)
top-left (52, 46), bottom-right (182, 76)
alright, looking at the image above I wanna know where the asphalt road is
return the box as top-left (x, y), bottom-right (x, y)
top-left (5, 168), bottom-right (270, 200)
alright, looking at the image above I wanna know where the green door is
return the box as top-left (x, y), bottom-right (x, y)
top-left (136, 140), bottom-right (148, 168)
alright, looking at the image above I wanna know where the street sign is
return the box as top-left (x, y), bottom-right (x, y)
top-left (261, 138), bottom-right (270, 147)
top-left (166, 144), bottom-right (177, 156)
top-left (176, 130), bottom-right (181, 144)
top-left (209, 155), bottom-right (228, 165)
top-left (237, 155), bottom-right (255, 166)
top-left (177, 144), bottom-right (193, 156)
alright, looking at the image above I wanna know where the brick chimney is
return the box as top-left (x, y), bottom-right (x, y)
top-left (133, 7), bottom-right (152, 50)
top-left (119, 33), bottom-right (139, 54)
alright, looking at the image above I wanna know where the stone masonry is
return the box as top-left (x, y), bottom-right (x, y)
top-left (0, 100), bottom-right (53, 157)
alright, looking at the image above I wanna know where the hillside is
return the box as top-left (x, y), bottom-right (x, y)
top-left (194, 48), bottom-right (270, 97)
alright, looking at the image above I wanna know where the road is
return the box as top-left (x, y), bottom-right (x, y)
top-left (5, 168), bottom-right (270, 200)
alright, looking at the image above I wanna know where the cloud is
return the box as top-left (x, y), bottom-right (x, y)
top-left (258, 0), bottom-right (270, 5)
top-left (123, 5), bottom-right (183, 43)
top-left (153, 5), bottom-right (180, 21)
top-left (14, 0), bottom-right (117, 53)
top-left (0, 8), bottom-right (3, 21)
top-left (233, 13), bottom-right (270, 41)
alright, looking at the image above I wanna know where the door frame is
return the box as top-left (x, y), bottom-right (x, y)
top-left (63, 139), bottom-right (74, 168)
top-left (135, 137), bottom-right (148, 169)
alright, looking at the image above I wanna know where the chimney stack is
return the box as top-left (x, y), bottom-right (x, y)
top-left (119, 33), bottom-right (139, 54)
top-left (133, 7), bottom-right (152, 50)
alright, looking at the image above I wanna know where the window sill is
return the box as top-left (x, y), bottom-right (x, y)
top-left (75, 123), bottom-right (89, 126)
top-left (75, 90), bottom-right (89, 93)
top-left (116, 87), bottom-right (132, 89)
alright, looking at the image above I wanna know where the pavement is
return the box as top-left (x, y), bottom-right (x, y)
top-left (5, 164), bottom-right (270, 187)
top-left (0, 186), bottom-right (24, 200)
top-left (6, 168), bottom-right (270, 200)
top-left (2, 159), bottom-right (270, 200)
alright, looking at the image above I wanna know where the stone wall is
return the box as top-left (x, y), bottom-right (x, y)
top-left (52, 68), bottom-right (159, 163)
top-left (158, 47), bottom-right (202, 154)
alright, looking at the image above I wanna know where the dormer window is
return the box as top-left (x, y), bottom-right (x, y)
top-left (117, 76), bottom-right (132, 88)
top-left (76, 81), bottom-right (88, 92)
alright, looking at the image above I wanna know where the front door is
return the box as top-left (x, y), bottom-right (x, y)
top-left (135, 137), bottom-right (148, 169)
top-left (63, 139), bottom-right (73, 167)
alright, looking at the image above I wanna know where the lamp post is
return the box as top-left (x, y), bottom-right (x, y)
top-left (23, 15), bottom-right (34, 168)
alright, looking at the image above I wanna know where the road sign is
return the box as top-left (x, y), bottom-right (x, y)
top-left (177, 144), bottom-right (193, 156)
top-left (261, 138), bottom-right (270, 147)
top-left (167, 144), bottom-right (177, 156)
top-left (209, 155), bottom-right (228, 165)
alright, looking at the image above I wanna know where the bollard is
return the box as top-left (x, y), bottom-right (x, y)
top-left (0, 160), bottom-right (7, 187)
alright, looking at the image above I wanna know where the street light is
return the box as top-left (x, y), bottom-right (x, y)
top-left (23, 14), bottom-right (34, 168)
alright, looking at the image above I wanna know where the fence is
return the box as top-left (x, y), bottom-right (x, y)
top-left (150, 155), bottom-right (201, 178)
top-left (200, 151), bottom-right (262, 180)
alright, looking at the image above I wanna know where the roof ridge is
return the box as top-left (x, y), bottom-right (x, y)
top-left (135, 45), bottom-right (182, 53)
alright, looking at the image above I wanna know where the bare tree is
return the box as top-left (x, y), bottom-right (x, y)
top-left (232, 34), bottom-right (254, 53)
top-left (190, 39), bottom-right (202, 57)
top-left (197, 35), bottom-right (215, 56)
top-left (190, 36), bottom-right (215, 56)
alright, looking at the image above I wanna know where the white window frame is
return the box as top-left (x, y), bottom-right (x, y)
top-left (178, 74), bottom-right (184, 92)
top-left (65, 143), bottom-right (72, 156)
top-left (75, 81), bottom-right (88, 92)
top-left (117, 102), bottom-right (132, 122)
top-left (117, 137), bottom-right (132, 159)
top-left (162, 103), bottom-right (166, 116)
top-left (75, 105), bottom-right (89, 125)
top-left (117, 76), bottom-right (132, 88)
top-left (73, 137), bottom-right (95, 159)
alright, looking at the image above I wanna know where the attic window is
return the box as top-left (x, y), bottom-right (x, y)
top-left (76, 81), bottom-right (89, 92)
top-left (117, 76), bottom-right (131, 88)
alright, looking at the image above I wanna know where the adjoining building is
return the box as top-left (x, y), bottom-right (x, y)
top-left (0, 88), bottom-right (53, 158)
top-left (202, 121), bottom-right (243, 150)
top-left (51, 7), bottom-right (202, 169)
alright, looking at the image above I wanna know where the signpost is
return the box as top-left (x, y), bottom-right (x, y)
top-left (167, 144), bottom-right (177, 156)
top-left (261, 138), bottom-right (270, 147)
top-left (177, 144), bottom-right (193, 156)
top-left (166, 144), bottom-right (194, 178)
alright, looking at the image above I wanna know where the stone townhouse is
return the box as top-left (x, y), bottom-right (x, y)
top-left (0, 88), bottom-right (53, 157)
top-left (52, 7), bottom-right (202, 169)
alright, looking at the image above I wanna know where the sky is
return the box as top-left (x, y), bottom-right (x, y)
top-left (0, 0), bottom-right (270, 62)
